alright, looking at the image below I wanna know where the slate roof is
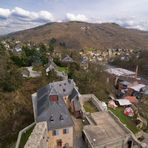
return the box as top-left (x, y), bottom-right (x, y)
top-left (35, 79), bottom-right (79, 130)
top-left (69, 87), bottom-right (81, 111)
top-left (69, 88), bottom-right (78, 101)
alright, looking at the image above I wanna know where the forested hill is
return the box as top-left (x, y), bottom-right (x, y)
top-left (4, 21), bottom-right (148, 50)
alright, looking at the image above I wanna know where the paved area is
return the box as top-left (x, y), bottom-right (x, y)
top-left (83, 112), bottom-right (129, 147)
top-left (72, 116), bottom-right (87, 148)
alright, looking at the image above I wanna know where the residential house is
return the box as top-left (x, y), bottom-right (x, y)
top-left (45, 60), bottom-right (58, 75)
top-left (14, 44), bottom-right (22, 53)
top-left (21, 66), bottom-right (41, 78)
top-left (62, 55), bottom-right (74, 63)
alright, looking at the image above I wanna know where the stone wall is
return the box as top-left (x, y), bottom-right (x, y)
top-left (80, 94), bottom-right (107, 113)
top-left (25, 122), bottom-right (48, 148)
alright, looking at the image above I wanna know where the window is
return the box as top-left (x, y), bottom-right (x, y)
top-left (59, 114), bottom-right (64, 121)
top-left (50, 115), bottom-right (54, 122)
top-left (63, 89), bottom-right (66, 92)
top-left (63, 128), bottom-right (69, 134)
top-left (52, 130), bottom-right (59, 136)
top-left (50, 95), bottom-right (58, 103)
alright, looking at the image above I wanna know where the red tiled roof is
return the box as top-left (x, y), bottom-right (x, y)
top-left (124, 96), bottom-right (138, 104)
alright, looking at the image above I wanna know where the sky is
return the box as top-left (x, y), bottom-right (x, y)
top-left (0, 0), bottom-right (148, 35)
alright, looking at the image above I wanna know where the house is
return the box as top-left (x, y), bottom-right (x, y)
top-left (62, 55), bottom-right (74, 63)
top-left (105, 67), bottom-right (136, 77)
top-left (141, 85), bottom-right (148, 95)
top-left (31, 80), bottom-right (81, 148)
top-left (21, 68), bottom-right (30, 78)
top-left (14, 45), bottom-right (22, 53)
top-left (45, 60), bottom-right (58, 75)
top-left (127, 83), bottom-right (145, 97)
top-left (22, 66), bottom-right (41, 78)
top-left (128, 84), bottom-right (145, 93)
top-left (80, 57), bottom-right (89, 70)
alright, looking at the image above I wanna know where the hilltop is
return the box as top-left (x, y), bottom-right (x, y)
top-left (4, 21), bottom-right (148, 50)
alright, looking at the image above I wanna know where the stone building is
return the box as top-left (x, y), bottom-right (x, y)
top-left (30, 79), bottom-right (81, 148)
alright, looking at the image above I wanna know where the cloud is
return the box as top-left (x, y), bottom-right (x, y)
top-left (0, 7), bottom-right (55, 35)
top-left (0, 6), bottom-right (148, 35)
top-left (66, 13), bottom-right (88, 22)
top-left (0, 8), bottom-right (11, 19)
top-left (115, 16), bottom-right (148, 30)
top-left (38, 11), bottom-right (54, 21)
top-left (11, 7), bottom-right (54, 22)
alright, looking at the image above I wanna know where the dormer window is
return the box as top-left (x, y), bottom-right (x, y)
top-left (59, 114), bottom-right (64, 121)
top-left (50, 115), bottom-right (54, 122)
top-left (50, 95), bottom-right (58, 103)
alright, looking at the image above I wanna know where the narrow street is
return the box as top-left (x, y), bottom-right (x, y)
top-left (72, 116), bottom-right (87, 148)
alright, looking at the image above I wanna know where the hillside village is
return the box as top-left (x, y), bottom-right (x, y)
top-left (0, 39), bottom-right (148, 148)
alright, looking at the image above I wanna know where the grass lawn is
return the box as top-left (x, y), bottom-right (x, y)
top-left (83, 101), bottom-right (98, 113)
top-left (58, 66), bottom-right (69, 74)
top-left (19, 125), bottom-right (34, 148)
top-left (109, 107), bottom-right (140, 134)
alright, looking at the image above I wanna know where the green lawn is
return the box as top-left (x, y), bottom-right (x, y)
top-left (19, 125), bottom-right (34, 148)
top-left (109, 107), bottom-right (140, 134)
top-left (83, 101), bottom-right (98, 113)
top-left (58, 66), bottom-right (69, 74)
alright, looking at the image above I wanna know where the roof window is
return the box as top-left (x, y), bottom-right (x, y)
top-left (50, 115), bottom-right (54, 122)
top-left (59, 114), bottom-right (64, 121)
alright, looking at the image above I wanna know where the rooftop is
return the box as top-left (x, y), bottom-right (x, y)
top-left (106, 67), bottom-right (135, 77)
top-left (34, 79), bottom-right (78, 130)
top-left (62, 55), bottom-right (74, 62)
top-left (128, 84), bottom-right (146, 92)
top-left (83, 112), bottom-right (129, 148)
top-left (116, 99), bottom-right (132, 106)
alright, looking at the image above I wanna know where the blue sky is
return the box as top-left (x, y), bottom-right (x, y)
top-left (0, 0), bottom-right (148, 35)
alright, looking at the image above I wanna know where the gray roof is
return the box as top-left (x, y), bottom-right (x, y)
top-left (69, 88), bottom-right (81, 111)
top-left (120, 81), bottom-right (130, 86)
top-left (35, 79), bottom-right (79, 130)
top-left (37, 94), bottom-right (74, 130)
top-left (69, 88), bottom-right (78, 101)
top-left (45, 60), bottom-right (58, 70)
top-left (62, 55), bottom-right (74, 63)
